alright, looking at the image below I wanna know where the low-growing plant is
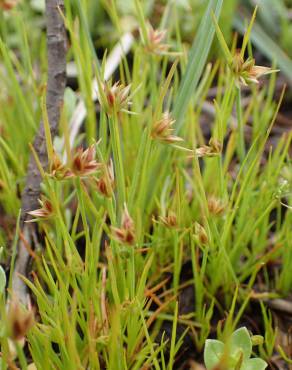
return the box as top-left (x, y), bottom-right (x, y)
top-left (204, 327), bottom-right (268, 370)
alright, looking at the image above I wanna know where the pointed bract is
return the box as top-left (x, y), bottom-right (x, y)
top-left (27, 196), bottom-right (54, 221)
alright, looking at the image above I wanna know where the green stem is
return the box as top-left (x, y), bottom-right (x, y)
top-left (236, 86), bottom-right (245, 162)
top-left (109, 112), bottom-right (126, 215)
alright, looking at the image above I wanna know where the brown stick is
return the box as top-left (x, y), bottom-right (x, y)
top-left (12, 0), bottom-right (67, 304)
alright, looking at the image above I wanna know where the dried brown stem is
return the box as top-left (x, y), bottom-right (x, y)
top-left (12, 0), bottom-right (67, 304)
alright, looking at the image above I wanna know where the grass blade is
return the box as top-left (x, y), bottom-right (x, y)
top-left (173, 0), bottom-right (224, 132)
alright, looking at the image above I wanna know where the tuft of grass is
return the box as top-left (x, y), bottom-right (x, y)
top-left (0, 1), bottom-right (291, 369)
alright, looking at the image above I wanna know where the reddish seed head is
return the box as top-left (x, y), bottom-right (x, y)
top-left (111, 204), bottom-right (136, 245)
top-left (70, 145), bottom-right (101, 177)
top-left (102, 81), bottom-right (132, 115)
top-left (27, 196), bottom-right (54, 221)
top-left (151, 112), bottom-right (183, 144)
top-left (50, 143), bottom-right (101, 180)
top-left (107, 91), bottom-right (115, 106)
top-left (95, 160), bottom-right (115, 198)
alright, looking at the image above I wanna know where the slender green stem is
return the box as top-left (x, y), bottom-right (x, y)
top-left (109, 111), bottom-right (126, 214)
top-left (236, 86), bottom-right (245, 162)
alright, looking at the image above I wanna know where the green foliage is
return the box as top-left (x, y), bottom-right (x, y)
top-left (204, 327), bottom-right (268, 370)
top-left (0, 0), bottom-right (291, 368)
top-left (0, 265), bottom-right (6, 295)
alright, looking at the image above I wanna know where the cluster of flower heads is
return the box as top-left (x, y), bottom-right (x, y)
top-left (26, 22), bottom-right (273, 247)
top-left (27, 146), bottom-right (136, 247)
top-left (28, 144), bottom-right (114, 222)
top-left (100, 80), bottom-right (184, 147)
top-left (98, 23), bottom-right (173, 117)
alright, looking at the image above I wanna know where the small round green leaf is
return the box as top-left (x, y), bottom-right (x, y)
top-left (0, 265), bottom-right (6, 294)
top-left (230, 327), bottom-right (252, 361)
top-left (241, 358), bottom-right (268, 370)
top-left (204, 339), bottom-right (225, 370)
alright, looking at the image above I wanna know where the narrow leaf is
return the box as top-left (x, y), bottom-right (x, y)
top-left (173, 0), bottom-right (224, 132)
top-left (212, 11), bottom-right (233, 64)
top-left (0, 265), bottom-right (6, 294)
top-left (240, 6), bottom-right (258, 58)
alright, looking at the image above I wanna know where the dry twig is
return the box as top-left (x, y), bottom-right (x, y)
top-left (12, 0), bottom-right (67, 304)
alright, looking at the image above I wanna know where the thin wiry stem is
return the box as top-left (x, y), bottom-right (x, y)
top-left (12, 0), bottom-right (67, 304)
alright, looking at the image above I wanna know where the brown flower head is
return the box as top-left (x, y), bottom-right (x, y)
top-left (70, 144), bottom-right (101, 177)
top-left (160, 210), bottom-right (177, 228)
top-left (95, 159), bottom-right (115, 198)
top-left (195, 138), bottom-right (222, 158)
top-left (194, 222), bottom-right (208, 245)
top-left (151, 112), bottom-right (183, 144)
top-left (50, 144), bottom-right (101, 179)
top-left (50, 151), bottom-right (72, 180)
top-left (207, 196), bottom-right (225, 216)
top-left (145, 24), bottom-right (169, 55)
top-left (27, 196), bottom-right (54, 221)
top-left (231, 51), bottom-right (277, 86)
top-left (7, 299), bottom-right (34, 341)
top-left (111, 204), bottom-right (136, 245)
top-left (102, 81), bottom-right (132, 115)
